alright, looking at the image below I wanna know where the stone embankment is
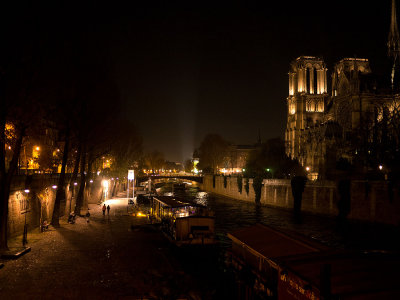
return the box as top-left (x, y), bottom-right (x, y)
top-left (7, 175), bottom-right (121, 238)
top-left (202, 175), bottom-right (400, 225)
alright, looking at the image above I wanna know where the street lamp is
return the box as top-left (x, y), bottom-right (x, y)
top-left (127, 170), bottom-right (134, 200)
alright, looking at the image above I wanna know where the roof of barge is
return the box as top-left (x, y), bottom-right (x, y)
top-left (153, 196), bottom-right (204, 208)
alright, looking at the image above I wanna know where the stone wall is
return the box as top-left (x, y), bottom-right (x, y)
top-left (202, 175), bottom-right (400, 225)
top-left (7, 175), bottom-right (111, 238)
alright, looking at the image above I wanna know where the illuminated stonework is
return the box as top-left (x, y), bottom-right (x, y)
top-left (285, 2), bottom-right (400, 179)
top-left (285, 56), bottom-right (328, 173)
top-left (288, 56), bottom-right (327, 96)
top-left (285, 55), bottom-right (400, 179)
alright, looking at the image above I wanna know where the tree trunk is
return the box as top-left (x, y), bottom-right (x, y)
top-left (84, 155), bottom-right (93, 209)
top-left (51, 125), bottom-right (70, 227)
top-left (0, 116), bottom-right (7, 250)
top-left (0, 124), bottom-right (25, 250)
top-left (74, 144), bottom-right (86, 215)
top-left (68, 142), bottom-right (81, 214)
top-left (0, 182), bottom-right (10, 251)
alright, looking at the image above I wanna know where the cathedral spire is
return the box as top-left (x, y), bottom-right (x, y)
top-left (388, 0), bottom-right (400, 89)
top-left (388, 0), bottom-right (400, 59)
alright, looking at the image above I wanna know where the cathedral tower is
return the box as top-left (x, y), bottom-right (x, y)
top-left (285, 56), bottom-right (328, 164)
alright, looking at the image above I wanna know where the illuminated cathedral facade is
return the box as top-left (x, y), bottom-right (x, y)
top-left (285, 1), bottom-right (400, 180)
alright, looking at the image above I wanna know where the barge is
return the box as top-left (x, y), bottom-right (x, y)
top-left (227, 223), bottom-right (400, 299)
top-left (151, 195), bottom-right (216, 246)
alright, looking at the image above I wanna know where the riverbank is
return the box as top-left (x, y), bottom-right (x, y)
top-left (0, 197), bottom-right (235, 299)
top-left (202, 174), bottom-right (400, 226)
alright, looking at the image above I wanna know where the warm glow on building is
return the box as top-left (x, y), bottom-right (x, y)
top-left (5, 123), bottom-right (15, 139)
top-left (192, 158), bottom-right (199, 174)
top-left (218, 167), bottom-right (244, 175)
top-left (103, 158), bottom-right (111, 169)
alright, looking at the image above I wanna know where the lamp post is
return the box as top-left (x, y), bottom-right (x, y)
top-left (128, 170), bottom-right (134, 200)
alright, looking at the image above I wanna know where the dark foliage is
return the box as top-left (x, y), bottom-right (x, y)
top-left (237, 175), bottom-right (243, 193)
top-left (253, 176), bottom-right (263, 204)
top-left (245, 138), bottom-right (305, 179)
top-left (198, 134), bottom-right (229, 174)
top-left (212, 175), bottom-right (216, 188)
top-left (244, 178), bottom-right (249, 195)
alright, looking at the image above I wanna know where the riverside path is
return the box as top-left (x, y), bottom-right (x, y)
top-left (0, 195), bottom-right (226, 299)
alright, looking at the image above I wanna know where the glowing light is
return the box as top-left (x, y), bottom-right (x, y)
top-left (306, 167), bottom-right (310, 171)
top-left (90, 180), bottom-right (93, 183)
top-left (102, 180), bottom-right (109, 190)
top-left (136, 212), bottom-right (146, 217)
top-left (379, 165), bottom-right (383, 170)
top-left (8, 146), bottom-right (11, 150)
top-left (52, 185), bottom-right (57, 189)
top-left (97, 171), bottom-right (100, 175)
top-left (36, 146), bottom-right (40, 151)
top-left (74, 182), bottom-right (77, 186)
top-left (176, 212), bottom-right (189, 218)
top-left (24, 189), bottom-right (30, 193)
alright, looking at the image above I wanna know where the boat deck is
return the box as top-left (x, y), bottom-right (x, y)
top-left (227, 223), bottom-right (400, 299)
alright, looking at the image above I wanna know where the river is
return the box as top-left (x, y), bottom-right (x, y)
top-left (160, 180), bottom-right (400, 252)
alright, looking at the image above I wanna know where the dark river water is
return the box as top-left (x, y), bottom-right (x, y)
top-left (159, 180), bottom-right (400, 252)
top-left (152, 180), bottom-right (400, 299)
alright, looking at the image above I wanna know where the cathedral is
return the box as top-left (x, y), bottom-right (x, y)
top-left (285, 0), bottom-right (400, 180)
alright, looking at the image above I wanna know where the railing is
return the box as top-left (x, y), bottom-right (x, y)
top-left (137, 174), bottom-right (203, 183)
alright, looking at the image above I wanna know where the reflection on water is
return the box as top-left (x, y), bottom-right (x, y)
top-left (158, 180), bottom-right (400, 251)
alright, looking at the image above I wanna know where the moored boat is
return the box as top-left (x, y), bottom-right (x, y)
top-left (151, 195), bottom-right (216, 246)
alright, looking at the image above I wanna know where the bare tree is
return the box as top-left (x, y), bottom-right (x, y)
top-left (198, 134), bottom-right (229, 174)
top-left (0, 37), bottom-right (48, 249)
top-left (144, 151), bottom-right (165, 173)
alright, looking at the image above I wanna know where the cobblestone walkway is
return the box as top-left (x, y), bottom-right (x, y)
top-left (0, 197), bottom-right (215, 299)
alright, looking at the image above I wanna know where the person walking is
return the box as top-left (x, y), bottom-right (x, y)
top-left (85, 211), bottom-right (90, 223)
top-left (102, 204), bottom-right (106, 216)
top-left (107, 205), bottom-right (110, 215)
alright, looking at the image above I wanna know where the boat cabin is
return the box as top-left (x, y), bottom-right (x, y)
top-left (151, 196), bottom-right (215, 245)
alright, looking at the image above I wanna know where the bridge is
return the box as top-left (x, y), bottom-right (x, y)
top-left (137, 175), bottom-right (203, 184)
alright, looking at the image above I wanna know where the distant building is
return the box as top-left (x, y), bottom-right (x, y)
top-left (285, 1), bottom-right (400, 179)
top-left (220, 143), bottom-right (261, 174)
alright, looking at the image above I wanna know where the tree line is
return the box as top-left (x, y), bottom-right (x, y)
top-left (0, 25), bottom-right (143, 251)
top-left (193, 134), bottom-right (305, 178)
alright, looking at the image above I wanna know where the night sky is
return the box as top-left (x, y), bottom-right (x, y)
top-left (5, 1), bottom-right (394, 163)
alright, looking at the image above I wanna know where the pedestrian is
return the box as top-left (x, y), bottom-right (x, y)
top-left (102, 204), bottom-right (106, 216)
top-left (107, 205), bottom-right (110, 215)
top-left (68, 212), bottom-right (76, 224)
